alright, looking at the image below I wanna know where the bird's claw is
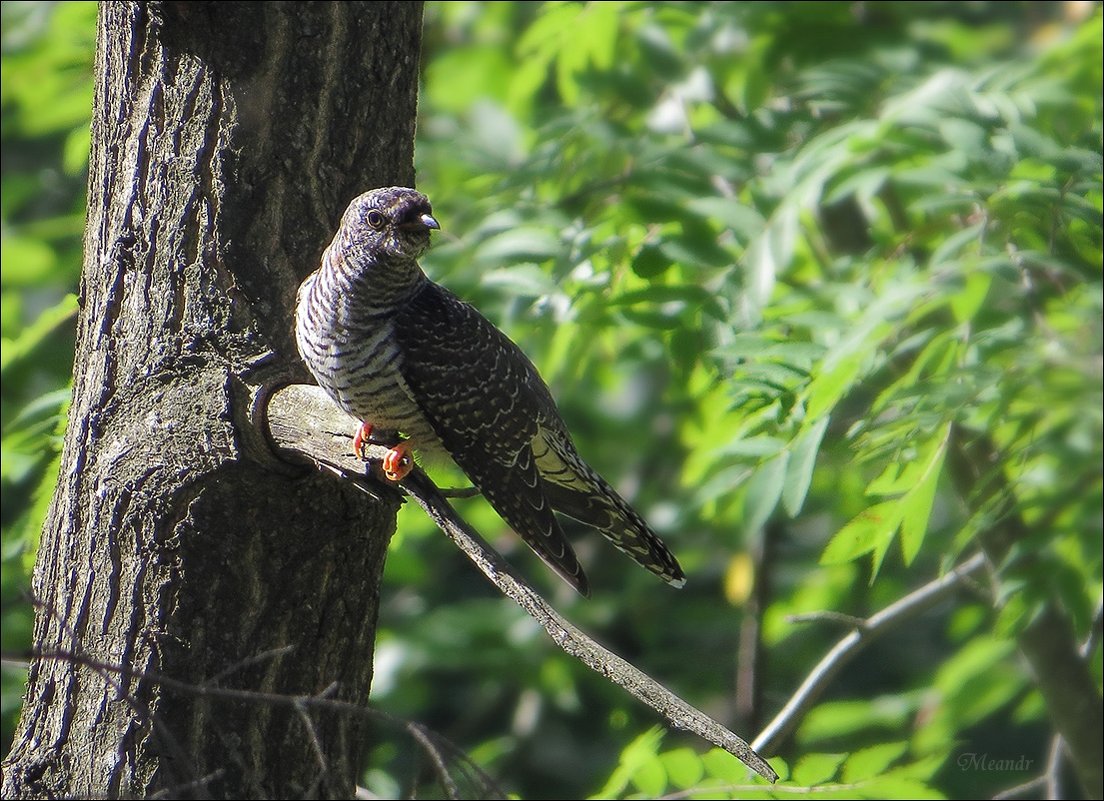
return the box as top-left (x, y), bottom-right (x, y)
top-left (353, 421), bottom-right (412, 482)
top-left (353, 421), bottom-right (374, 460)
top-left (382, 442), bottom-right (413, 482)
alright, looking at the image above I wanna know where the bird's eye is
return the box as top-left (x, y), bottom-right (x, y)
top-left (366, 210), bottom-right (385, 229)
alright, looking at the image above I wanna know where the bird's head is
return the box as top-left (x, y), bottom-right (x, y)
top-left (338, 186), bottom-right (440, 263)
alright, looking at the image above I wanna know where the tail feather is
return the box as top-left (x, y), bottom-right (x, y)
top-left (542, 473), bottom-right (686, 588)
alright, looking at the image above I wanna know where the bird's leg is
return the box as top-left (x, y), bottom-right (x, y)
top-left (382, 441), bottom-right (414, 482)
top-left (352, 421), bottom-right (374, 460)
top-left (353, 421), bottom-right (412, 481)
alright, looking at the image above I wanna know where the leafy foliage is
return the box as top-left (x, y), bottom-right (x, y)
top-left (1, 0), bottom-right (96, 752)
top-left (2, 2), bottom-right (1101, 799)
top-left (594, 728), bottom-right (944, 799)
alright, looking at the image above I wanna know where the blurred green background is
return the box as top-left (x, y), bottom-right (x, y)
top-left (2, 2), bottom-right (1101, 798)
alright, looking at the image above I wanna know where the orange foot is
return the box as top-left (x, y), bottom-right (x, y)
top-left (382, 441), bottom-right (414, 482)
top-left (352, 421), bottom-right (374, 460)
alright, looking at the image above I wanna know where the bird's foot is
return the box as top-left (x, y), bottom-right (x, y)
top-left (352, 421), bottom-right (412, 481)
top-left (352, 421), bottom-right (374, 460)
top-left (382, 441), bottom-right (414, 482)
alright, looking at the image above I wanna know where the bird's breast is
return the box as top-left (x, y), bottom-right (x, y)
top-left (296, 275), bottom-right (442, 450)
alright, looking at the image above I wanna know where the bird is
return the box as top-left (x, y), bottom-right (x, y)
top-left (295, 186), bottom-right (685, 596)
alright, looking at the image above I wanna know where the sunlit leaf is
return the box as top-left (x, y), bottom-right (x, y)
top-left (791, 752), bottom-right (846, 786)
top-left (592, 727), bottom-right (666, 800)
top-left (782, 415), bottom-right (829, 517)
top-left (0, 293), bottom-right (78, 375)
top-left (821, 501), bottom-right (903, 565)
top-left (743, 449), bottom-right (788, 534)
top-left (0, 236), bottom-right (57, 288)
top-left (661, 747), bottom-right (705, 789)
top-left (898, 436), bottom-right (947, 565)
top-left (841, 742), bottom-right (909, 783)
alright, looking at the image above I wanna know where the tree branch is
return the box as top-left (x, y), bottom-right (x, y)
top-left (265, 383), bottom-right (778, 784)
top-left (752, 551), bottom-right (989, 755)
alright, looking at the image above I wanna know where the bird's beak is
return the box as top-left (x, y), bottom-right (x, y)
top-left (402, 214), bottom-right (440, 232)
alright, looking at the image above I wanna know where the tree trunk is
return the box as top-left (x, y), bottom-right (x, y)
top-left (2, 2), bottom-right (424, 797)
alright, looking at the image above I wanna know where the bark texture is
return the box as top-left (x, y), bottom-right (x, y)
top-left (2, 3), bottom-right (424, 798)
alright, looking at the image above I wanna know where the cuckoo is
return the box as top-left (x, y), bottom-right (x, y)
top-left (296, 186), bottom-right (685, 596)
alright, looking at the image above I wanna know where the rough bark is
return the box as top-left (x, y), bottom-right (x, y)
top-left (2, 2), bottom-right (424, 798)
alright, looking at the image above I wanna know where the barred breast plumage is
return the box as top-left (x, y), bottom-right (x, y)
top-left (296, 243), bottom-right (443, 456)
top-left (295, 186), bottom-right (685, 596)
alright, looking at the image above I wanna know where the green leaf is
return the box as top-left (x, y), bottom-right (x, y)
top-left (0, 293), bottom-right (79, 376)
top-left (866, 462), bottom-right (909, 498)
top-left (744, 449), bottom-right (788, 534)
top-left (800, 698), bottom-right (914, 743)
top-left (479, 264), bottom-right (559, 298)
top-left (62, 121), bottom-right (91, 175)
top-left (949, 270), bottom-right (991, 323)
top-left (425, 45), bottom-right (513, 112)
top-left (662, 232), bottom-right (734, 269)
top-left (630, 754), bottom-right (667, 798)
top-left (805, 349), bottom-right (865, 421)
top-left (661, 747), bottom-right (705, 790)
top-left (715, 436), bottom-right (787, 459)
top-left (929, 222), bottom-right (984, 267)
top-left (887, 753), bottom-right (946, 782)
top-left (821, 501), bottom-right (904, 565)
top-left (631, 244), bottom-right (673, 279)
top-left (702, 748), bottom-right (753, 783)
top-left (791, 752), bottom-right (846, 786)
top-left (0, 236), bottom-right (57, 287)
top-left (782, 416), bottom-right (829, 517)
top-left (898, 438), bottom-right (947, 565)
top-left (474, 227), bottom-right (561, 265)
top-left (686, 197), bottom-right (766, 243)
top-left (743, 203), bottom-right (798, 316)
top-left (609, 284), bottom-right (719, 309)
top-left (841, 742), bottom-right (909, 782)
top-left (868, 775), bottom-right (946, 799)
top-left (592, 726), bottom-right (665, 799)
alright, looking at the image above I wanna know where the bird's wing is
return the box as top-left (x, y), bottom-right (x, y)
top-left (393, 282), bottom-right (590, 595)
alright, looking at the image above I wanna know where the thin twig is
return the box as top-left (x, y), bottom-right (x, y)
top-left (202, 644), bottom-right (296, 686)
top-left (752, 551), bottom-right (988, 755)
top-left (785, 611), bottom-right (868, 628)
top-left (437, 486), bottom-right (481, 499)
top-left (1044, 735), bottom-right (1064, 800)
top-left (294, 698), bottom-right (329, 772)
top-left (406, 722), bottom-right (460, 800)
top-left (992, 774), bottom-right (1048, 800)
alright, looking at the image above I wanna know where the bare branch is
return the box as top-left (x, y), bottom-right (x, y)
top-left (266, 383), bottom-right (778, 784)
top-left (438, 486), bottom-right (482, 499)
top-left (752, 551), bottom-right (988, 755)
top-left (406, 722), bottom-right (460, 801)
top-left (992, 774), bottom-right (1049, 800)
top-left (785, 611), bottom-right (868, 628)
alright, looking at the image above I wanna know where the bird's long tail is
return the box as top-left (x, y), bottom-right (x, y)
top-left (542, 470), bottom-right (686, 588)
